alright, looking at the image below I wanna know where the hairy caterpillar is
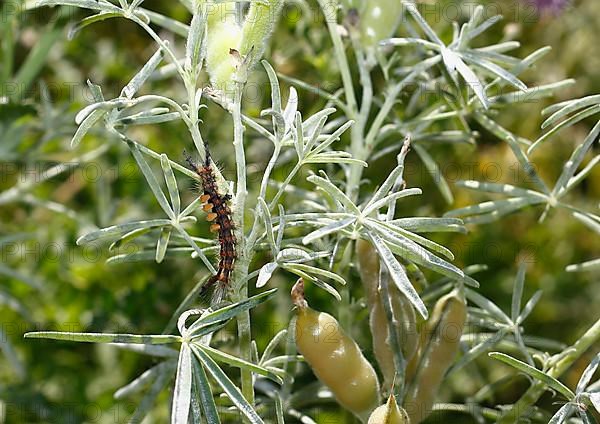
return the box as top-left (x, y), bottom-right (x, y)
top-left (185, 144), bottom-right (236, 301)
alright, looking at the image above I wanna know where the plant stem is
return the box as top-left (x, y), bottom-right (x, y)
top-left (230, 81), bottom-right (254, 407)
top-left (497, 316), bottom-right (600, 423)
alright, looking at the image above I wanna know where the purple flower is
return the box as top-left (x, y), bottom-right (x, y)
top-left (526, 0), bottom-right (570, 14)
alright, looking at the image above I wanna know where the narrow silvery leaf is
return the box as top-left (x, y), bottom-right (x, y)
top-left (302, 217), bottom-right (355, 245)
top-left (412, 143), bottom-right (454, 204)
top-left (548, 403), bottom-right (574, 424)
top-left (24, 331), bottom-right (180, 344)
top-left (128, 365), bottom-right (171, 424)
top-left (310, 120), bottom-right (354, 156)
top-left (283, 266), bottom-right (341, 301)
top-left (257, 262), bottom-right (278, 288)
top-left (307, 175), bottom-right (360, 214)
top-left (193, 347), bottom-right (264, 423)
top-left (461, 52), bottom-right (527, 91)
top-left (367, 231), bottom-right (428, 319)
top-left (72, 109), bottom-right (107, 148)
top-left (577, 353), bottom-right (600, 393)
top-left (260, 330), bottom-right (288, 365)
top-left (391, 217), bottom-right (466, 233)
top-left (541, 95), bottom-right (600, 129)
top-left (262, 60), bottom-right (282, 114)
top-left (590, 392), bottom-right (600, 413)
top-left (442, 48), bottom-right (489, 109)
top-left (277, 248), bottom-right (312, 262)
top-left (466, 288), bottom-right (511, 324)
top-left (111, 343), bottom-right (179, 358)
top-left (188, 289), bottom-right (277, 333)
top-left (161, 154), bottom-right (180, 216)
top-left (489, 352), bottom-right (575, 399)
top-left (448, 328), bottom-right (510, 376)
top-left (196, 344), bottom-right (283, 385)
top-left (457, 180), bottom-right (546, 199)
top-left (362, 189), bottom-right (422, 217)
top-left (293, 112), bottom-right (304, 158)
top-left (114, 362), bottom-right (166, 399)
top-left (511, 262), bottom-right (527, 322)
top-left (282, 87), bottom-right (298, 135)
top-left (172, 343), bottom-right (193, 424)
top-left (68, 12), bottom-right (121, 39)
top-left (368, 219), bottom-right (454, 260)
top-left (185, 7), bottom-right (206, 72)
top-left (36, 0), bottom-right (121, 13)
top-left (191, 355), bottom-right (220, 423)
top-left (566, 258), bottom-right (600, 273)
top-left (516, 290), bottom-right (542, 325)
top-left (128, 142), bottom-right (175, 220)
top-left (285, 263), bottom-right (346, 286)
top-left (86, 79), bottom-right (104, 102)
top-left (77, 219), bottom-right (171, 244)
top-left (257, 198), bottom-right (277, 257)
top-left (155, 227), bottom-right (172, 263)
top-left (554, 120), bottom-right (600, 197)
top-left (404, 1), bottom-right (444, 45)
top-left (122, 47), bottom-right (164, 99)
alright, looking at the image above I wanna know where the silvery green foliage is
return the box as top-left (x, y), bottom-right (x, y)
top-left (19, 0), bottom-right (600, 423)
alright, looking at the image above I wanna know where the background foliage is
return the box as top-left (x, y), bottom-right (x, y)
top-left (0, 0), bottom-right (599, 422)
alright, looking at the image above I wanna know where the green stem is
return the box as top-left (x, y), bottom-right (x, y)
top-left (497, 316), bottom-right (600, 423)
top-left (230, 81), bottom-right (254, 407)
top-left (317, 0), bottom-right (357, 116)
top-left (346, 41), bottom-right (373, 203)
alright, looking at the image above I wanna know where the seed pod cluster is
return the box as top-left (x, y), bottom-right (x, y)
top-left (403, 289), bottom-right (467, 423)
top-left (356, 239), bottom-right (419, 390)
top-left (368, 394), bottom-right (410, 424)
top-left (292, 279), bottom-right (380, 421)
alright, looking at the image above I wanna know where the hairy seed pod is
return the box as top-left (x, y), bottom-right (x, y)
top-left (368, 394), bottom-right (411, 424)
top-left (292, 279), bottom-right (380, 420)
top-left (356, 239), bottom-right (419, 389)
top-left (239, 0), bottom-right (283, 65)
top-left (403, 289), bottom-right (467, 423)
top-left (205, 3), bottom-right (242, 93)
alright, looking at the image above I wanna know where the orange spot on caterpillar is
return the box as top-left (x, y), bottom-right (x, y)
top-left (184, 148), bottom-right (237, 304)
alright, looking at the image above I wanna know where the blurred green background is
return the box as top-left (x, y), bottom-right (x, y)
top-left (0, 0), bottom-right (599, 422)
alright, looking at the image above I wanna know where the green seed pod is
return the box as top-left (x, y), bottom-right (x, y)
top-left (403, 289), bottom-right (467, 423)
top-left (368, 394), bottom-right (411, 424)
top-left (359, 0), bottom-right (403, 47)
top-left (356, 239), bottom-right (419, 389)
top-left (239, 0), bottom-right (283, 64)
top-left (205, 2), bottom-right (242, 93)
top-left (292, 279), bottom-right (380, 420)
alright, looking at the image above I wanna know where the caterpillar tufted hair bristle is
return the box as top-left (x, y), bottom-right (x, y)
top-left (184, 147), bottom-right (236, 304)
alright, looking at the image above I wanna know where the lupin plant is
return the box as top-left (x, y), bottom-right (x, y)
top-left (2, 0), bottom-right (597, 423)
